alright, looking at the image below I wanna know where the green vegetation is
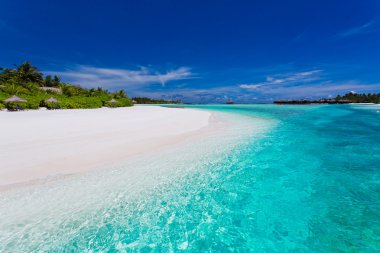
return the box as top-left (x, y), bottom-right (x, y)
top-left (0, 61), bottom-right (133, 110)
top-left (132, 97), bottom-right (182, 104)
top-left (335, 92), bottom-right (380, 104)
top-left (275, 92), bottom-right (380, 104)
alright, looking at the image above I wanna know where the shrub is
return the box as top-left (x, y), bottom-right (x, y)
top-left (39, 100), bottom-right (62, 110)
top-left (104, 98), bottom-right (133, 108)
top-left (69, 97), bottom-right (103, 108)
top-left (5, 102), bottom-right (26, 111)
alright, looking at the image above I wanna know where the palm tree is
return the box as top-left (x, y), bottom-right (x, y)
top-left (15, 61), bottom-right (43, 85)
top-left (2, 79), bottom-right (26, 94)
top-left (44, 75), bottom-right (53, 86)
top-left (0, 67), bottom-right (17, 82)
top-left (115, 89), bottom-right (127, 98)
top-left (52, 75), bottom-right (60, 87)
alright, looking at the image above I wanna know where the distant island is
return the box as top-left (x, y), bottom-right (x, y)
top-left (274, 92), bottom-right (380, 104)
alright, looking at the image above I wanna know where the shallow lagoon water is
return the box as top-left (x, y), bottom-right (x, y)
top-left (1, 104), bottom-right (380, 252)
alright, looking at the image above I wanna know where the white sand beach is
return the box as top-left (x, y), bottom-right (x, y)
top-left (0, 106), bottom-right (212, 186)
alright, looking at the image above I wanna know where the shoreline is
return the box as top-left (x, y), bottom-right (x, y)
top-left (0, 105), bottom-right (275, 252)
top-left (0, 106), bottom-right (222, 189)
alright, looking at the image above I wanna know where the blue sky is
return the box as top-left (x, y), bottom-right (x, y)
top-left (1, 0), bottom-right (380, 102)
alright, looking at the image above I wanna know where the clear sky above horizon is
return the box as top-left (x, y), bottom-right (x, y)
top-left (1, 0), bottom-right (380, 102)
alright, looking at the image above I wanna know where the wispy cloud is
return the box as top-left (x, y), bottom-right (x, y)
top-left (48, 65), bottom-right (195, 89)
top-left (236, 69), bottom-right (380, 101)
top-left (133, 85), bottom-right (240, 103)
top-left (239, 70), bottom-right (322, 89)
top-left (254, 81), bottom-right (380, 99)
top-left (48, 65), bottom-right (380, 103)
top-left (337, 20), bottom-right (378, 38)
top-left (238, 69), bottom-right (323, 101)
top-left (294, 28), bottom-right (309, 42)
top-left (294, 31), bottom-right (305, 42)
top-left (131, 79), bottom-right (380, 103)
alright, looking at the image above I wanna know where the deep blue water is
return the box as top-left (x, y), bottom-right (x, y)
top-left (1, 104), bottom-right (380, 252)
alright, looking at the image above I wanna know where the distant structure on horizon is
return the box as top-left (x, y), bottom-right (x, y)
top-left (226, 99), bottom-right (234, 104)
top-left (274, 99), bottom-right (352, 104)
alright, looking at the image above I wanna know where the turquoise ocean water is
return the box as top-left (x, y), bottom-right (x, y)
top-left (1, 104), bottom-right (380, 252)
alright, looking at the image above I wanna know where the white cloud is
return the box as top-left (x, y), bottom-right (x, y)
top-left (259, 81), bottom-right (380, 98)
top-left (130, 80), bottom-right (380, 103)
top-left (47, 65), bottom-right (380, 103)
top-left (48, 65), bottom-right (195, 89)
top-left (239, 84), bottom-right (262, 89)
top-left (237, 69), bottom-right (380, 101)
top-left (239, 70), bottom-right (322, 89)
top-left (132, 85), bottom-right (241, 103)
